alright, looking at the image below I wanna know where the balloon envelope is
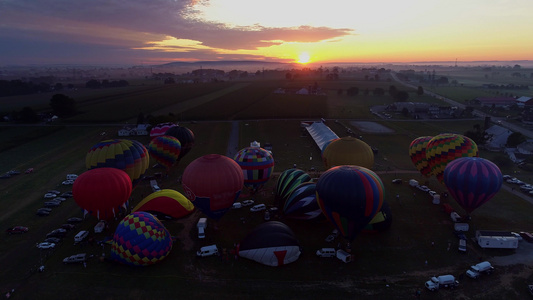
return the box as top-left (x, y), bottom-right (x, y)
top-left (147, 135), bottom-right (181, 170)
top-left (238, 221), bottom-right (301, 267)
top-left (425, 133), bottom-right (479, 183)
top-left (182, 154), bottom-right (244, 220)
top-left (322, 136), bottom-right (374, 170)
top-left (443, 157), bottom-right (503, 214)
top-left (86, 139), bottom-right (149, 186)
top-left (316, 165), bottom-right (384, 241)
top-left (73, 168), bottom-right (132, 220)
top-left (408, 136), bottom-right (433, 177)
top-left (150, 122), bottom-right (177, 139)
top-left (274, 169), bottom-right (312, 209)
top-left (111, 212), bottom-right (172, 266)
top-left (165, 126), bottom-right (195, 160)
top-left (132, 189), bottom-right (194, 219)
top-left (233, 146), bottom-right (274, 192)
top-left (362, 201), bottom-right (392, 233)
top-left (283, 182), bottom-right (323, 220)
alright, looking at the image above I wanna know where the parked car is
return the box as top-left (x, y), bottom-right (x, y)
top-left (60, 192), bottom-right (73, 198)
top-left (54, 197), bottom-right (67, 202)
top-left (24, 168), bottom-right (34, 174)
top-left (36, 210), bottom-right (50, 216)
top-left (38, 208), bottom-right (53, 213)
top-left (417, 185), bottom-right (430, 192)
top-left (36, 242), bottom-right (56, 249)
top-left (44, 237), bottom-right (61, 243)
top-left (63, 253), bottom-right (87, 264)
top-left (0, 173), bottom-right (11, 179)
top-left (8, 170), bottom-right (20, 175)
top-left (6, 226), bottom-right (28, 234)
top-left (391, 178), bottom-right (402, 184)
top-left (67, 217), bottom-right (83, 224)
top-left (242, 199), bottom-right (255, 206)
top-left (61, 224), bottom-right (76, 231)
top-left (47, 190), bottom-right (61, 195)
top-left (250, 204), bottom-right (266, 212)
top-left (43, 193), bottom-right (57, 199)
top-left (44, 200), bottom-right (61, 208)
top-left (47, 228), bottom-right (67, 238)
top-left (62, 180), bottom-right (75, 185)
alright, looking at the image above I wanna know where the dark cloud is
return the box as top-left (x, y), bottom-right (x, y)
top-left (0, 0), bottom-right (354, 64)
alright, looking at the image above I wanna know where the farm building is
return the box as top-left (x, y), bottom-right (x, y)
top-left (471, 97), bottom-right (516, 107)
top-left (118, 124), bottom-right (150, 136)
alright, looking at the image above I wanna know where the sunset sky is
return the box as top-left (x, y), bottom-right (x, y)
top-left (1, 0), bottom-right (533, 66)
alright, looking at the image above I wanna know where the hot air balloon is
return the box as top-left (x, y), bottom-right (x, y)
top-left (316, 165), bottom-right (384, 241)
top-left (274, 169), bottom-right (312, 209)
top-left (72, 168), bottom-right (132, 220)
top-left (181, 154), bottom-right (244, 220)
top-left (150, 122), bottom-right (176, 139)
top-left (237, 221), bottom-right (301, 267)
top-left (322, 136), bottom-right (374, 170)
top-left (425, 133), bottom-right (478, 183)
top-left (283, 182), bottom-right (323, 220)
top-left (165, 126), bottom-right (195, 160)
top-left (111, 212), bottom-right (172, 266)
top-left (443, 157), bottom-right (503, 215)
top-left (233, 146), bottom-right (274, 193)
top-left (132, 189), bottom-right (194, 219)
top-left (86, 139), bottom-right (149, 186)
top-left (362, 201), bottom-right (392, 233)
top-left (321, 138), bottom-right (339, 157)
top-left (408, 136), bottom-right (433, 177)
top-left (147, 135), bottom-right (181, 170)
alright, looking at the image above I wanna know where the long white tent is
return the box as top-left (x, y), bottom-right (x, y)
top-left (302, 121), bottom-right (339, 152)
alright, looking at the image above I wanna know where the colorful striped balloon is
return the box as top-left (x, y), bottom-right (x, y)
top-left (408, 136), bottom-right (433, 177)
top-left (233, 146), bottom-right (275, 192)
top-left (274, 169), bottom-right (312, 208)
top-left (316, 165), bottom-right (384, 241)
top-left (283, 182), bottom-right (323, 220)
top-left (443, 157), bottom-right (503, 215)
top-left (111, 212), bottom-right (172, 266)
top-left (425, 133), bottom-right (479, 183)
top-left (150, 122), bottom-right (176, 139)
top-left (147, 135), bottom-right (181, 170)
top-left (86, 139), bottom-right (149, 186)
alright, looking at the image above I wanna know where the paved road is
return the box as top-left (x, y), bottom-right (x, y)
top-left (226, 120), bottom-right (239, 157)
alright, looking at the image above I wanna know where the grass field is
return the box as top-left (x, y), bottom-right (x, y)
top-left (1, 73), bottom-right (533, 299)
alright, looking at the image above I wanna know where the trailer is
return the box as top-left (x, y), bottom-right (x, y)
top-left (476, 230), bottom-right (518, 249)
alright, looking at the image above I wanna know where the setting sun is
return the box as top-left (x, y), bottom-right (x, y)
top-left (297, 52), bottom-right (311, 64)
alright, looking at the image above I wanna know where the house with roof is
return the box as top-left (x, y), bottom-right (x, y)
top-left (516, 96), bottom-right (532, 107)
top-left (471, 97), bottom-right (516, 108)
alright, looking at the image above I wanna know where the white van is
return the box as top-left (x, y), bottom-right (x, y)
top-left (197, 218), bottom-right (207, 239)
top-left (74, 230), bottom-right (89, 243)
top-left (316, 248), bottom-right (336, 258)
top-left (196, 245), bottom-right (219, 257)
top-left (336, 249), bottom-right (352, 263)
